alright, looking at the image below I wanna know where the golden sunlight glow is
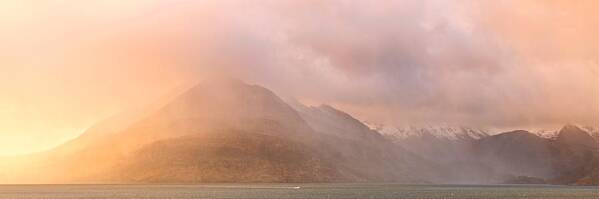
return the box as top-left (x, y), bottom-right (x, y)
top-left (0, 0), bottom-right (598, 188)
top-left (0, 0), bottom-right (598, 157)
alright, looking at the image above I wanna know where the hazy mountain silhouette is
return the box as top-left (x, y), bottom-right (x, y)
top-left (470, 125), bottom-right (599, 185)
top-left (289, 101), bottom-right (442, 182)
top-left (0, 79), bottom-right (436, 183)
top-left (2, 80), bottom-right (599, 185)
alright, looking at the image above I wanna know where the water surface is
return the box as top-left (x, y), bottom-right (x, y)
top-left (1, 184), bottom-right (598, 199)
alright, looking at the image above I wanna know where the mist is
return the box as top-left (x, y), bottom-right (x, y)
top-left (1, 0), bottom-right (598, 154)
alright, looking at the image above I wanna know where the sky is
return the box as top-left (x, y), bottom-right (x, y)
top-left (0, 0), bottom-right (598, 155)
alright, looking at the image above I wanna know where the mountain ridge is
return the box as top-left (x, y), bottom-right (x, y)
top-left (1, 80), bottom-right (598, 185)
top-left (0, 80), bottom-right (436, 184)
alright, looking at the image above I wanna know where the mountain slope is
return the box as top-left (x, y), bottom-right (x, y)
top-left (0, 80), bottom-right (322, 183)
top-left (289, 102), bottom-right (441, 182)
top-left (111, 131), bottom-right (340, 183)
top-left (550, 125), bottom-right (599, 184)
top-left (364, 124), bottom-right (492, 183)
top-left (472, 125), bottom-right (599, 185)
top-left (371, 124), bottom-right (490, 142)
top-left (4, 80), bottom-right (599, 185)
top-left (475, 130), bottom-right (554, 179)
top-left (0, 80), bottom-right (432, 183)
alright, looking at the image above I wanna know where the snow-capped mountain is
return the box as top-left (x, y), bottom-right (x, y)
top-left (582, 126), bottom-right (599, 136)
top-left (534, 129), bottom-right (559, 139)
top-left (363, 123), bottom-right (492, 183)
top-left (366, 123), bottom-right (490, 142)
top-left (533, 125), bottom-right (599, 140)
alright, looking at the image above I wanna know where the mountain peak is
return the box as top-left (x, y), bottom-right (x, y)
top-left (494, 130), bottom-right (539, 139)
top-left (368, 123), bottom-right (490, 142)
top-left (561, 124), bottom-right (582, 132)
top-left (556, 124), bottom-right (597, 146)
top-left (136, 79), bottom-right (316, 142)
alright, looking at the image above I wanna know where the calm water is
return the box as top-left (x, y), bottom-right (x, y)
top-left (1, 184), bottom-right (598, 199)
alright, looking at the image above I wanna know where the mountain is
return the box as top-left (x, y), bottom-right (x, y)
top-left (364, 124), bottom-right (492, 183)
top-left (474, 130), bottom-right (554, 180)
top-left (365, 123), bottom-right (490, 163)
top-left (3, 79), bottom-right (599, 185)
top-left (582, 126), bottom-right (599, 139)
top-left (550, 125), bottom-right (599, 184)
top-left (0, 80), bottom-right (434, 183)
top-left (2, 80), bottom-right (337, 183)
top-left (371, 123), bottom-right (599, 185)
top-left (471, 125), bottom-right (599, 185)
top-left (556, 125), bottom-right (598, 147)
top-left (533, 125), bottom-right (599, 140)
top-left (112, 131), bottom-right (339, 183)
top-left (369, 124), bottom-right (489, 142)
top-left (288, 102), bottom-right (441, 182)
top-left (534, 129), bottom-right (559, 139)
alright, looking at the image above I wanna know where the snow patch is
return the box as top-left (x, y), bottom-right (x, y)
top-left (365, 122), bottom-right (490, 142)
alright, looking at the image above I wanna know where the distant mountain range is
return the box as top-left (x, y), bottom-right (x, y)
top-left (1, 80), bottom-right (598, 185)
top-left (0, 79), bottom-right (438, 183)
top-left (475, 125), bottom-right (599, 185)
top-left (367, 124), bottom-right (490, 142)
top-left (534, 126), bottom-right (599, 140)
top-left (371, 123), bottom-right (599, 185)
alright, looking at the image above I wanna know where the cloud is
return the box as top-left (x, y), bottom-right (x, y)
top-left (2, 0), bottom-right (598, 140)
top-left (165, 0), bottom-right (599, 129)
top-left (218, 0), bottom-right (599, 128)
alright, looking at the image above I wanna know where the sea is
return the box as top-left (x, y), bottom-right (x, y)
top-left (0, 184), bottom-right (598, 199)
